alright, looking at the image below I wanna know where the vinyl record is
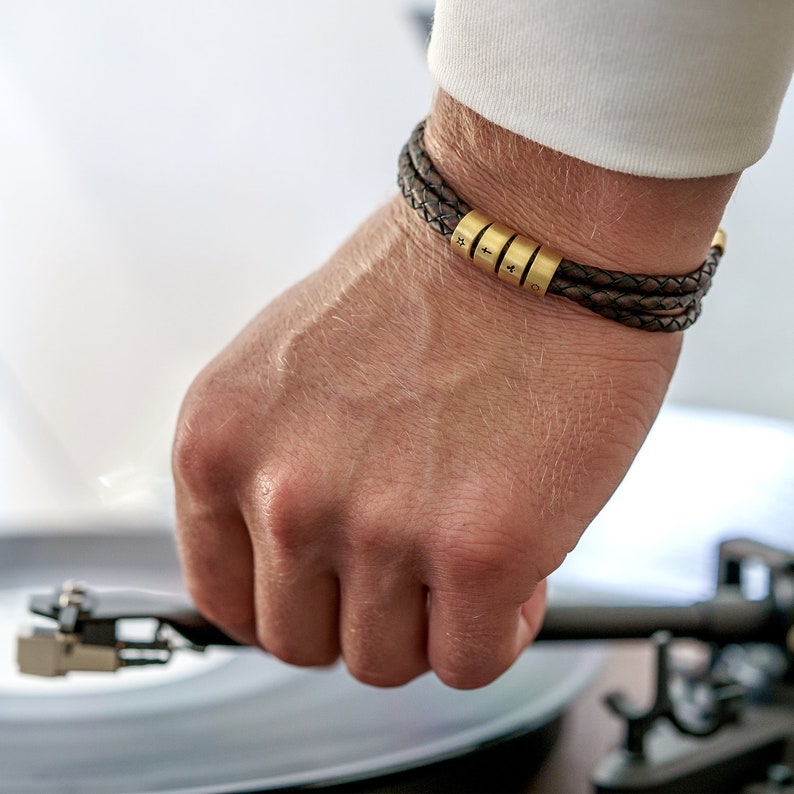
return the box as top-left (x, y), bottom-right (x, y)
top-left (0, 531), bottom-right (601, 794)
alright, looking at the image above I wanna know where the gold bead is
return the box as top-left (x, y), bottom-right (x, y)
top-left (497, 235), bottom-right (540, 288)
top-left (472, 221), bottom-right (515, 274)
top-left (450, 210), bottom-right (493, 260)
top-left (711, 228), bottom-right (726, 253)
top-left (524, 246), bottom-right (562, 296)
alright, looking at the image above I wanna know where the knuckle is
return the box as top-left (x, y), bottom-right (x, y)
top-left (260, 462), bottom-right (348, 558)
top-left (443, 533), bottom-right (521, 586)
top-left (172, 400), bottom-right (236, 493)
top-left (433, 496), bottom-right (529, 585)
top-left (345, 517), bottom-right (392, 562)
top-left (262, 472), bottom-right (314, 555)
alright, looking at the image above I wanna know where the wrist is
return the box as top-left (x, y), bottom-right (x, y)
top-left (423, 91), bottom-right (740, 276)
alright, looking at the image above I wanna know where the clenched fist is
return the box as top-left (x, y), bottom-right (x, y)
top-left (172, 95), bottom-right (736, 689)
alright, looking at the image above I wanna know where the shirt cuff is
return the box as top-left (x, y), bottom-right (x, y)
top-left (428, 0), bottom-right (794, 178)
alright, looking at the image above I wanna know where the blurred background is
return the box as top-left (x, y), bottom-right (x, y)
top-left (1, 1), bottom-right (792, 556)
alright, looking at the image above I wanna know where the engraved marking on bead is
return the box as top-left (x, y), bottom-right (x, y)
top-left (451, 210), bottom-right (493, 260)
top-left (524, 246), bottom-right (563, 296)
top-left (473, 222), bottom-right (515, 274)
top-left (497, 235), bottom-right (540, 288)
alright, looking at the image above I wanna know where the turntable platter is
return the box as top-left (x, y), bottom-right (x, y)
top-left (0, 531), bottom-right (601, 794)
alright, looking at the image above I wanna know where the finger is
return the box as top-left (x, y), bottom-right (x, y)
top-left (339, 566), bottom-right (429, 687)
top-left (253, 566), bottom-right (341, 667)
top-left (249, 529), bottom-right (341, 666)
top-left (175, 501), bottom-right (258, 645)
top-left (427, 584), bottom-right (536, 690)
top-left (239, 466), bottom-right (344, 667)
top-left (172, 399), bottom-right (259, 644)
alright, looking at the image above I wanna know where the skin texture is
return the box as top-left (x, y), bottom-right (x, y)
top-left (173, 93), bottom-right (739, 689)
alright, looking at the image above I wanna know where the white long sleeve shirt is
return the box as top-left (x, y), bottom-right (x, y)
top-left (429, 0), bottom-right (794, 177)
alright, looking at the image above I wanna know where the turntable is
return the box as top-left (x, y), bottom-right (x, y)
top-left (3, 406), bottom-right (794, 793)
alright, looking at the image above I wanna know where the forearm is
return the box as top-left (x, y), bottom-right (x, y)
top-left (423, 90), bottom-right (740, 278)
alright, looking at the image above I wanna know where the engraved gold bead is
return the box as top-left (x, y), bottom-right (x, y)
top-left (472, 221), bottom-right (515, 274)
top-left (497, 235), bottom-right (540, 288)
top-left (451, 210), bottom-right (493, 259)
top-left (523, 246), bottom-right (563, 296)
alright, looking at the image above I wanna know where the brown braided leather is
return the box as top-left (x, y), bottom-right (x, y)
top-left (398, 120), bottom-right (723, 332)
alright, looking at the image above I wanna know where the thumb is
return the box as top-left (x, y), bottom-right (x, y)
top-left (518, 578), bottom-right (548, 650)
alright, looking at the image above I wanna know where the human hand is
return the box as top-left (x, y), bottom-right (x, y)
top-left (173, 94), bottom-right (737, 689)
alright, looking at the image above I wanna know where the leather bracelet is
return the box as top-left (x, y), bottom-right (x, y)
top-left (398, 120), bottom-right (725, 333)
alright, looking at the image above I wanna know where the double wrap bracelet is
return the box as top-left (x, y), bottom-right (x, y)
top-left (398, 120), bottom-right (726, 333)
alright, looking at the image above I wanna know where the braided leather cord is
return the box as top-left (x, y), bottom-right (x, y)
top-left (398, 120), bottom-right (723, 332)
